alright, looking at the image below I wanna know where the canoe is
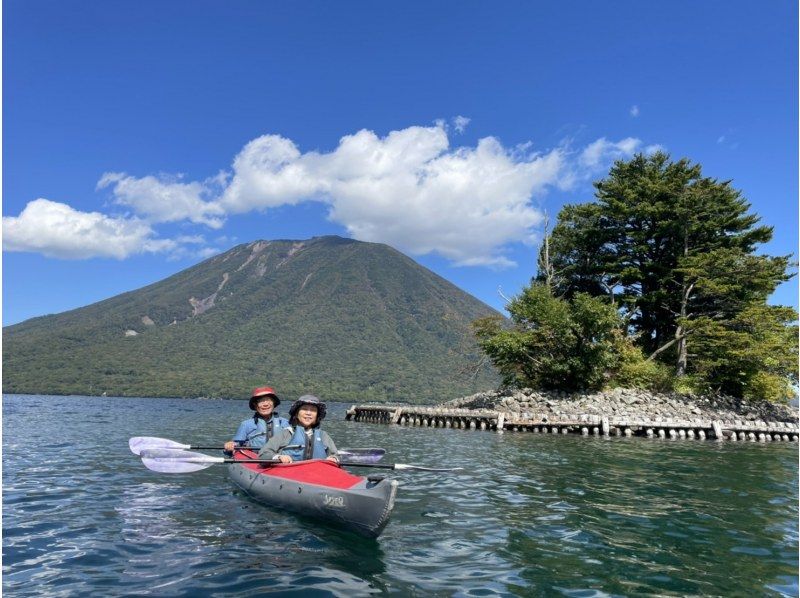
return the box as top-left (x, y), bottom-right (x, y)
top-left (228, 449), bottom-right (398, 538)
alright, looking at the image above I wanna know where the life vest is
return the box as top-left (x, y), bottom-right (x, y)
top-left (245, 416), bottom-right (289, 448)
top-left (281, 426), bottom-right (328, 461)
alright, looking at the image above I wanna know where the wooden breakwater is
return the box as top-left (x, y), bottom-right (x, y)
top-left (345, 405), bottom-right (800, 442)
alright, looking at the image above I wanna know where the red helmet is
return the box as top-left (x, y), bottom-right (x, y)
top-left (249, 386), bottom-right (280, 410)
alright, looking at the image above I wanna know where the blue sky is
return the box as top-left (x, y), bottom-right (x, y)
top-left (3, 1), bottom-right (797, 326)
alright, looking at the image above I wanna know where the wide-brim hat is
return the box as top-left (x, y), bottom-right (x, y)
top-left (289, 394), bottom-right (327, 422)
top-left (249, 386), bottom-right (280, 410)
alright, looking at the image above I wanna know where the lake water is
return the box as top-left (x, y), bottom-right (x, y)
top-left (3, 394), bottom-right (798, 596)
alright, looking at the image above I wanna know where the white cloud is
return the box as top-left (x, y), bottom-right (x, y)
top-left (97, 172), bottom-right (225, 228)
top-left (630, 105), bottom-right (640, 117)
top-left (7, 122), bottom-right (659, 268)
top-left (174, 234), bottom-right (207, 245)
top-left (329, 137), bottom-right (562, 267)
top-left (164, 243), bottom-right (221, 262)
top-left (2, 198), bottom-right (176, 259)
top-left (579, 137), bottom-right (642, 169)
top-left (644, 144), bottom-right (666, 155)
top-left (453, 115), bottom-right (471, 133)
top-left (196, 247), bottom-right (221, 259)
top-left (716, 134), bottom-right (739, 150)
top-left (218, 135), bottom-right (324, 213)
top-left (218, 124), bottom-right (567, 267)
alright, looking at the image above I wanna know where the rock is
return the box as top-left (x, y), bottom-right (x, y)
top-left (439, 387), bottom-right (798, 426)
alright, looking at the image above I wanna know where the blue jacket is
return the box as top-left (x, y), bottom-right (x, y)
top-left (232, 415), bottom-right (291, 449)
top-left (282, 426), bottom-right (328, 461)
top-left (258, 426), bottom-right (338, 461)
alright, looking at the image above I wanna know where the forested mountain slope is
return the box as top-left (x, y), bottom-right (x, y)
top-left (3, 236), bottom-right (500, 402)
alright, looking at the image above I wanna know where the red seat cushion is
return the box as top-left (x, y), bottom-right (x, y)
top-left (235, 450), bottom-right (362, 489)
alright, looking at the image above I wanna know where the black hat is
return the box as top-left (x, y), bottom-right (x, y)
top-left (289, 394), bottom-right (327, 422)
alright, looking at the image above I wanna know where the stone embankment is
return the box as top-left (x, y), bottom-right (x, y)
top-left (346, 388), bottom-right (799, 442)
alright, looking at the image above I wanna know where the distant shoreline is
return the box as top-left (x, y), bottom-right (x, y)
top-left (1, 393), bottom-right (247, 401)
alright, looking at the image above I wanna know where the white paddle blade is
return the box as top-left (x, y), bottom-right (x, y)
top-left (337, 448), bottom-right (386, 464)
top-left (139, 448), bottom-right (225, 474)
top-left (129, 436), bottom-right (189, 455)
top-left (141, 457), bottom-right (213, 473)
top-left (139, 448), bottom-right (223, 462)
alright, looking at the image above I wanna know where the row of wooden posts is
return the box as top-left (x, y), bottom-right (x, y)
top-left (345, 405), bottom-right (800, 442)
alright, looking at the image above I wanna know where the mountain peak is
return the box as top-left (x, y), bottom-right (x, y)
top-left (4, 238), bottom-right (499, 402)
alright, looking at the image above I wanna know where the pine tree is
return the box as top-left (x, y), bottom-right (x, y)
top-left (540, 152), bottom-right (796, 399)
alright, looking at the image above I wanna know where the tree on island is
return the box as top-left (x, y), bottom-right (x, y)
top-left (474, 152), bottom-right (798, 402)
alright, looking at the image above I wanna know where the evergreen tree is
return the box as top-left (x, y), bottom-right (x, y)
top-left (473, 284), bottom-right (623, 391)
top-left (542, 152), bottom-right (795, 397)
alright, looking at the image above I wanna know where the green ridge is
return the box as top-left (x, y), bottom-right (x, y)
top-left (3, 236), bottom-right (500, 402)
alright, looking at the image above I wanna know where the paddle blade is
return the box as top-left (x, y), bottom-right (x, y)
top-left (140, 448), bottom-right (222, 461)
top-left (129, 436), bottom-right (189, 455)
top-left (141, 456), bottom-right (213, 473)
top-left (337, 448), bottom-right (385, 464)
top-left (139, 448), bottom-right (225, 474)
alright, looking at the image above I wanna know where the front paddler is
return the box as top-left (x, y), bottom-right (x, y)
top-left (258, 394), bottom-right (339, 463)
top-left (224, 386), bottom-right (291, 453)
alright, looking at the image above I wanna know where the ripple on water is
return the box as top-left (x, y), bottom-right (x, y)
top-left (3, 395), bottom-right (798, 596)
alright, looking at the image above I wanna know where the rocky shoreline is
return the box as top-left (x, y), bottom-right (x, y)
top-left (346, 387), bottom-right (799, 441)
top-left (441, 387), bottom-right (799, 425)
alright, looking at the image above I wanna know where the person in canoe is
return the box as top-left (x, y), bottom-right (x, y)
top-left (223, 386), bottom-right (291, 453)
top-left (258, 394), bottom-right (339, 463)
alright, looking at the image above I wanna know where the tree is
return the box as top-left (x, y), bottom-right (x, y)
top-left (473, 284), bottom-right (623, 391)
top-left (542, 152), bottom-right (795, 393)
top-left (682, 292), bottom-right (798, 402)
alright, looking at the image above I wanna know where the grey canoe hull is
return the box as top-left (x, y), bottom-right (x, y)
top-left (228, 460), bottom-right (398, 538)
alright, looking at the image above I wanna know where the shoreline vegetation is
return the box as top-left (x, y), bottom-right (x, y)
top-left (472, 152), bottom-right (798, 407)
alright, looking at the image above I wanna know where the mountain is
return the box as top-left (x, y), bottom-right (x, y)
top-left (3, 236), bottom-right (501, 403)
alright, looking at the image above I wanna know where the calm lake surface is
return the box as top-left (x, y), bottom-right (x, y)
top-left (3, 394), bottom-right (798, 596)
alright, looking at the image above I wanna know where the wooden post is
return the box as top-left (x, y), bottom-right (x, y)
top-left (390, 408), bottom-right (402, 424)
top-left (601, 416), bottom-right (610, 436)
top-left (711, 421), bottom-right (724, 441)
top-left (496, 413), bottom-right (505, 433)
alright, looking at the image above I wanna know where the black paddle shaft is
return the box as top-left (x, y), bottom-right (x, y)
top-left (226, 458), bottom-right (457, 472)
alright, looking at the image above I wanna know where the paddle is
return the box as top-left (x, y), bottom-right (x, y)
top-left (138, 448), bottom-right (462, 474)
top-left (129, 436), bottom-right (385, 464)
